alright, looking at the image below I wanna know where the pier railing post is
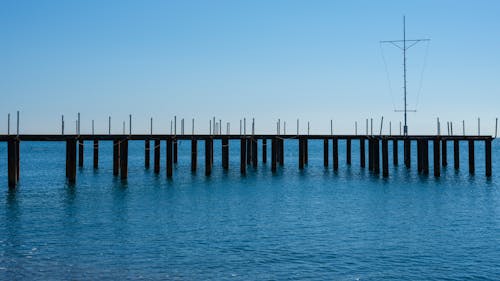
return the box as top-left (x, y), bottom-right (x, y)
top-left (468, 140), bottom-right (475, 174)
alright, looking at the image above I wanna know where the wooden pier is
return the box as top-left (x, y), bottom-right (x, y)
top-left (1, 134), bottom-right (494, 188)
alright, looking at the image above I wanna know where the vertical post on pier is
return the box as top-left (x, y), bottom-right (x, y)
top-left (271, 138), bottom-right (277, 172)
top-left (346, 138), bottom-right (351, 165)
top-left (205, 138), bottom-right (212, 176)
top-left (279, 138), bottom-right (285, 166)
top-left (303, 137), bottom-right (309, 165)
top-left (191, 139), bottom-right (197, 172)
top-left (360, 138), bottom-right (365, 168)
top-left (262, 139), bottom-right (267, 164)
top-left (468, 140), bottom-right (475, 174)
top-left (441, 139), bottom-right (447, 167)
top-left (166, 138), bottom-right (173, 178)
top-left (173, 138), bottom-right (178, 164)
top-left (246, 137), bottom-right (252, 165)
top-left (373, 139), bottom-right (380, 174)
top-left (417, 140), bottom-right (423, 173)
top-left (145, 140), bottom-right (150, 169)
top-left (93, 139), bottom-right (99, 169)
top-left (323, 138), bottom-right (329, 167)
top-left (433, 138), bottom-right (441, 177)
top-left (392, 139), bottom-right (398, 166)
top-left (8, 139), bottom-right (18, 188)
top-left (422, 140), bottom-right (429, 175)
top-left (404, 138), bottom-right (411, 168)
top-left (16, 140), bottom-right (20, 181)
top-left (368, 138), bottom-right (373, 171)
top-left (454, 140), bottom-right (460, 170)
top-left (332, 137), bottom-right (338, 171)
top-left (113, 139), bottom-right (120, 176)
top-left (120, 139), bottom-right (128, 180)
top-left (485, 138), bottom-right (492, 177)
top-left (78, 139), bottom-right (84, 167)
top-left (222, 138), bottom-right (229, 170)
top-left (252, 137), bottom-right (258, 168)
top-left (66, 139), bottom-right (77, 182)
top-left (154, 139), bottom-right (160, 174)
top-left (299, 137), bottom-right (304, 170)
top-left (240, 138), bottom-right (247, 174)
top-left (382, 138), bottom-right (389, 177)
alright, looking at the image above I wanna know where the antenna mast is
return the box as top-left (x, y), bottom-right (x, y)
top-left (381, 16), bottom-right (430, 136)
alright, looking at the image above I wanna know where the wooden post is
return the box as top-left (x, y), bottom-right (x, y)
top-left (246, 137), bottom-right (252, 165)
top-left (240, 138), bottom-right (246, 174)
top-left (113, 139), bottom-right (120, 176)
top-left (93, 139), bottom-right (99, 169)
top-left (154, 139), bottom-right (160, 174)
top-left (346, 138), bottom-right (351, 165)
top-left (382, 138), bottom-right (389, 177)
top-left (423, 140), bottom-right (429, 175)
top-left (205, 138), bottom-right (212, 176)
top-left (468, 140), bottom-right (475, 174)
top-left (271, 138), bottom-right (277, 172)
top-left (360, 138), bottom-right (365, 168)
top-left (368, 138), bottom-right (373, 171)
top-left (191, 139), bottom-right (197, 172)
top-left (441, 140), bottom-right (447, 167)
top-left (120, 139), bottom-right (128, 180)
top-left (173, 139), bottom-right (178, 164)
top-left (145, 140), bottom-right (150, 169)
top-left (454, 139), bottom-right (460, 170)
top-left (8, 139), bottom-right (18, 188)
top-left (252, 138), bottom-right (258, 168)
top-left (392, 139), bottom-right (398, 166)
top-left (433, 138), bottom-right (441, 177)
top-left (262, 139), bottom-right (267, 164)
top-left (417, 140), bottom-right (422, 173)
top-left (222, 138), bottom-right (229, 170)
top-left (78, 139), bottom-right (84, 167)
top-left (66, 139), bottom-right (77, 183)
top-left (332, 137), bottom-right (338, 171)
top-left (16, 140), bottom-right (20, 181)
top-left (279, 138), bottom-right (284, 166)
top-left (167, 138), bottom-right (173, 178)
top-left (323, 138), bottom-right (329, 167)
top-left (404, 138), bottom-right (411, 168)
top-left (304, 138), bottom-right (308, 165)
top-left (299, 138), bottom-right (304, 170)
top-left (373, 139), bottom-right (380, 174)
top-left (485, 139), bottom-right (492, 177)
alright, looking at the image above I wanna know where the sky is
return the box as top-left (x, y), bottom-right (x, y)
top-left (0, 0), bottom-right (499, 135)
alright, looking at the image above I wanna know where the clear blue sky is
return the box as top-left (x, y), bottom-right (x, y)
top-left (1, 0), bottom-right (498, 134)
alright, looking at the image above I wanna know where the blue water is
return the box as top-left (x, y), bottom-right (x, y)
top-left (0, 139), bottom-right (499, 280)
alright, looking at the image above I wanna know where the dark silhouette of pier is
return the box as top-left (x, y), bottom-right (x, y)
top-left (1, 134), bottom-right (493, 188)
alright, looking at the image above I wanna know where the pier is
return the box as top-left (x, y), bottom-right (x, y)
top-left (1, 134), bottom-right (493, 188)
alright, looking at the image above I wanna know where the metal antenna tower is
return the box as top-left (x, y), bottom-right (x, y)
top-left (381, 16), bottom-right (430, 136)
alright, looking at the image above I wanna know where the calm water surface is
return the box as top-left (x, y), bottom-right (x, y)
top-left (0, 140), bottom-right (499, 280)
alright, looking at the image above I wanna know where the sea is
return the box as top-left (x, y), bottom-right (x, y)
top-left (0, 139), bottom-right (499, 280)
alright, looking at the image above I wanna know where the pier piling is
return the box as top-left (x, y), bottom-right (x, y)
top-left (346, 139), bottom-right (351, 165)
top-left (454, 140), bottom-right (460, 170)
top-left (393, 139), bottom-right (398, 166)
top-left (191, 139), bottom-right (197, 172)
top-left (404, 138), bottom-right (411, 168)
top-left (154, 140), bottom-right (160, 174)
top-left (434, 138), bottom-right (440, 177)
top-left (241, 138), bottom-right (247, 174)
top-left (173, 139), bottom-right (178, 164)
top-left (113, 139), bottom-right (120, 176)
top-left (262, 139), bottom-right (267, 164)
top-left (485, 139), bottom-right (492, 177)
top-left (222, 138), bottom-right (229, 170)
top-left (66, 139), bottom-right (77, 182)
top-left (332, 137), bottom-right (339, 171)
top-left (93, 140), bottom-right (99, 169)
top-left (145, 140), bottom-right (150, 169)
top-left (205, 138), bottom-right (212, 176)
top-left (373, 139), bottom-right (380, 174)
top-left (120, 139), bottom-right (128, 180)
top-left (382, 138), bottom-right (389, 177)
top-left (8, 139), bottom-right (18, 188)
top-left (468, 140), bottom-right (475, 174)
top-left (323, 139), bottom-right (329, 167)
top-left (78, 139), bottom-right (84, 167)
top-left (167, 138), bottom-right (173, 178)
top-left (360, 138), bottom-right (365, 168)
top-left (441, 140), bottom-right (447, 167)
